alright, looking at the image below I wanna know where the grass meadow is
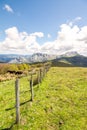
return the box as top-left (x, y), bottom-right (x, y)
top-left (0, 67), bottom-right (87, 130)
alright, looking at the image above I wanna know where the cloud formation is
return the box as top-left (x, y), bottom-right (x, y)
top-left (41, 20), bottom-right (87, 56)
top-left (1, 20), bottom-right (87, 56)
top-left (3, 4), bottom-right (14, 13)
top-left (0, 27), bottom-right (43, 54)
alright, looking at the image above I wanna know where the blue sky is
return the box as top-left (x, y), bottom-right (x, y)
top-left (0, 0), bottom-right (87, 55)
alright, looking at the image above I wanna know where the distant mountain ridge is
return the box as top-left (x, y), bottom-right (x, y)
top-left (28, 53), bottom-right (57, 63)
top-left (52, 51), bottom-right (87, 67)
top-left (60, 51), bottom-right (79, 57)
top-left (0, 51), bottom-right (87, 67)
top-left (0, 54), bottom-right (30, 63)
top-left (0, 53), bottom-right (57, 63)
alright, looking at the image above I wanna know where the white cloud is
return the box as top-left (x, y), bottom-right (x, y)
top-left (30, 32), bottom-right (44, 38)
top-left (5, 27), bottom-right (19, 40)
top-left (74, 17), bottom-right (82, 21)
top-left (69, 17), bottom-right (82, 27)
top-left (0, 27), bottom-right (43, 54)
top-left (3, 4), bottom-right (14, 13)
top-left (47, 34), bottom-right (51, 38)
top-left (1, 18), bottom-right (87, 56)
top-left (41, 22), bottom-right (87, 56)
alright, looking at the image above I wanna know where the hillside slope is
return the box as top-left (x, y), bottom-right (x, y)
top-left (59, 55), bottom-right (87, 67)
top-left (51, 60), bottom-right (74, 67)
top-left (0, 67), bottom-right (87, 130)
top-left (52, 54), bottom-right (87, 67)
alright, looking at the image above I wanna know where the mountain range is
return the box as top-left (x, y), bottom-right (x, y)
top-left (0, 51), bottom-right (87, 67)
top-left (52, 52), bottom-right (87, 67)
top-left (0, 53), bottom-right (57, 63)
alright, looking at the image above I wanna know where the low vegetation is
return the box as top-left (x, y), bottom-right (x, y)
top-left (0, 63), bottom-right (30, 74)
top-left (0, 62), bottom-right (50, 81)
top-left (0, 67), bottom-right (87, 130)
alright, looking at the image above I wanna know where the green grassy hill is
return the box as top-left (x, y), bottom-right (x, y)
top-left (51, 60), bottom-right (74, 67)
top-left (52, 54), bottom-right (87, 67)
top-left (0, 67), bottom-right (87, 130)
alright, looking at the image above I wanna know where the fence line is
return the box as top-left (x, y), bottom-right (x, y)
top-left (15, 65), bottom-right (51, 124)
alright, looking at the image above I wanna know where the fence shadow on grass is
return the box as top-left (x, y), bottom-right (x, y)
top-left (5, 99), bottom-right (31, 111)
top-left (1, 122), bottom-right (16, 130)
top-left (20, 99), bottom-right (31, 106)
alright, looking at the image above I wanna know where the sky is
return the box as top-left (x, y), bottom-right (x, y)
top-left (0, 0), bottom-right (87, 55)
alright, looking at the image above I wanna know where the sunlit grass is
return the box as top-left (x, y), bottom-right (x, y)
top-left (0, 67), bottom-right (87, 130)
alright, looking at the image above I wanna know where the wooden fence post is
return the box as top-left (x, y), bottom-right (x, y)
top-left (15, 78), bottom-right (20, 124)
top-left (37, 70), bottom-right (40, 86)
top-left (40, 68), bottom-right (42, 83)
top-left (41, 68), bottom-right (44, 80)
top-left (30, 74), bottom-right (34, 101)
top-left (44, 67), bottom-right (46, 77)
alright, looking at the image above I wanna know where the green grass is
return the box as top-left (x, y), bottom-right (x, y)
top-left (0, 67), bottom-right (87, 130)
